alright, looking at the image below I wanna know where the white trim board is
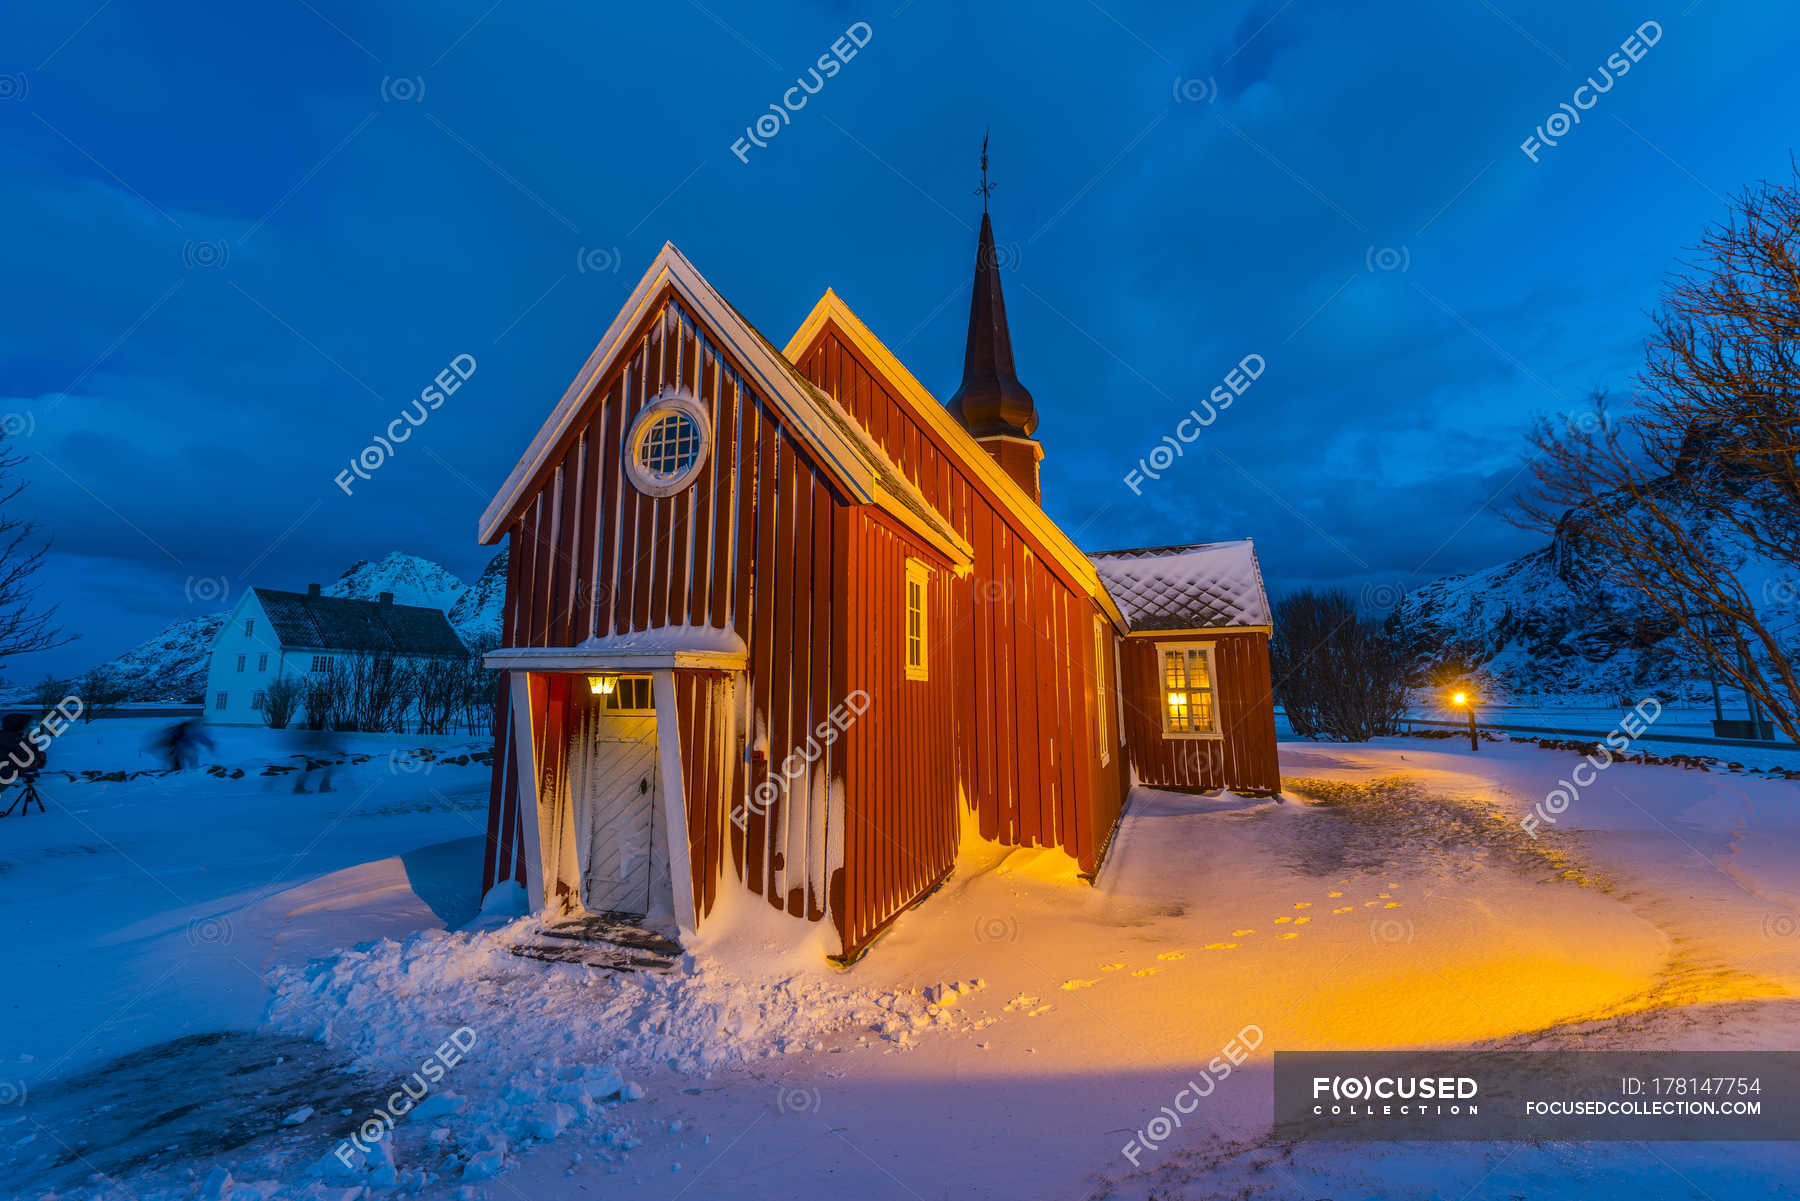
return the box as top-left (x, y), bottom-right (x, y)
top-left (784, 288), bottom-right (1128, 631)
top-left (478, 244), bottom-right (971, 572)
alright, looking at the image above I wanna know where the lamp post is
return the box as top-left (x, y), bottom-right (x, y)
top-left (1451, 690), bottom-right (1478, 751)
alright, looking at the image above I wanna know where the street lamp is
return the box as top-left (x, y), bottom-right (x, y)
top-left (1450, 690), bottom-right (1478, 752)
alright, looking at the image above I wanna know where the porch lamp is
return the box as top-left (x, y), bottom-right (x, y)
top-left (1450, 690), bottom-right (1478, 752)
top-left (587, 672), bottom-right (618, 697)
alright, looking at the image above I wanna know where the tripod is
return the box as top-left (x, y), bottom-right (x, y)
top-left (0, 772), bottom-right (46, 818)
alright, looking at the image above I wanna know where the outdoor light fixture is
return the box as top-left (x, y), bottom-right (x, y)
top-left (588, 673), bottom-right (618, 696)
top-left (1451, 690), bottom-right (1478, 751)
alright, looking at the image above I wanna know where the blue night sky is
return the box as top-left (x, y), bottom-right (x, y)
top-left (3, 0), bottom-right (1796, 681)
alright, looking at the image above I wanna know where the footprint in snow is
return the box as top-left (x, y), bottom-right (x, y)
top-left (1293, 917), bottom-right (1312, 925)
top-left (1327, 891), bottom-right (1344, 898)
top-left (1132, 967), bottom-right (1159, 977)
top-left (1003, 995), bottom-right (1039, 1012)
top-left (1378, 893), bottom-right (1391, 899)
top-left (1156, 951), bottom-right (1187, 961)
top-left (1364, 901), bottom-right (1382, 908)
top-left (1061, 978), bottom-right (1098, 991)
top-left (1384, 902), bottom-right (1401, 908)
top-left (1101, 962), bottom-right (1126, 972)
top-left (1332, 906), bottom-right (1355, 915)
top-left (1294, 902), bottom-right (1313, 909)
top-left (1231, 929), bottom-right (1256, 937)
top-left (1028, 1004), bottom-right (1054, 1017)
top-left (1204, 942), bottom-right (1238, 950)
top-left (1274, 916), bottom-right (1292, 924)
top-left (1277, 932), bottom-right (1300, 940)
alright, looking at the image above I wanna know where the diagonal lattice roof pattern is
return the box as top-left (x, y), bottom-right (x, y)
top-left (1088, 540), bottom-right (1271, 631)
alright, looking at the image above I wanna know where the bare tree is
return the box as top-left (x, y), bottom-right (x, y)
top-left (261, 674), bottom-right (303, 729)
top-left (329, 652), bottom-right (410, 732)
top-left (1516, 168), bottom-right (1800, 740)
top-left (302, 668), bottom-right (339, 730)
top-left (31, 673), bottom-right (71, 713)
top-left (76, 667), bottom-right (128, 722)
top-left (0, 436), bottom-right (70, 683)
top-left (1271, 589), bottom-right (1410, 741)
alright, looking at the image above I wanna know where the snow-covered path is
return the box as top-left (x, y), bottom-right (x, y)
top-left (8, 732), bottom-right (1800, 1199)
top-left (397, 739), bottom-right (1800, 1200)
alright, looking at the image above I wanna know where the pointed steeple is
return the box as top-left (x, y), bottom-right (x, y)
top-left (948, 136), bottom-right (1044, 502)
top-left (947, 211), bottom-right (1038, 438)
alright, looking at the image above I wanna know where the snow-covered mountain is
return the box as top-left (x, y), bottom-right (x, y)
top-left (76, 548), bottom-right (509, 703)
top-left (450, 547), bottom-right (508, 645)
top-left (324, 552), bottom-right (468, 612)
top-left (1393, 482), bottom-right (1798, 703)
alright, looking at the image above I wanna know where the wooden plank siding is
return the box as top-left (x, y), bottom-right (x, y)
top-left (835, 510), bottom-right (959, 954)
top-left (1116, 632), bottom-right (1281, 793)
top-left (791, 327), bottom-right (1130, 879)
top-left (480, 291), bottom-right (876, 950)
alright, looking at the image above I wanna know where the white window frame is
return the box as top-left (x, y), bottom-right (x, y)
top-left (600, 674), bottom-right (656, 714)
top-left (1155, 640), bottom-right (1222, 740)
top-left (1093, 616), bottom-right (1111, 765)
top-left (904, 559), bottom-right (929, 682)
top-left (258, 653), bottom-right (269, 672)
top-left (215, 692), bottom-right (228, 711)
top-left (235, 654), bottom-right (245, 672)
top-left (624, 388), bottom-right (712, 498)
top-left (244, 619), bottom-right (254, 636)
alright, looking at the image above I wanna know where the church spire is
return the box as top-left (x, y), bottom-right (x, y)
top-left (948, 136), bottom-right (1040, 449)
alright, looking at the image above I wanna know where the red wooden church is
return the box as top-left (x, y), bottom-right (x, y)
top-left (476, 199), bottom-right (1279, 960)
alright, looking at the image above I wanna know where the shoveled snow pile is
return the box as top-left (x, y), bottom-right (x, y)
top-left (267, 917), bottom-right (975, 1081)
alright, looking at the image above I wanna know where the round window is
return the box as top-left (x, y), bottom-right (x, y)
top-left (626, 392), bottom-right (711, 496)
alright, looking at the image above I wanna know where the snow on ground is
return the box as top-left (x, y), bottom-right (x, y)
top-left (5, 722), bottom-right (1800, 1198)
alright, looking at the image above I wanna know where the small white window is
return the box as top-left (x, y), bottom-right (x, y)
top-left (252, 689), bottom-right (267, 710)
top-left (904, 560), bottom-right (929, 681)
top-left (244, 619), bottom-right (254, 636)
top-left (215, 692), bottom-right (228, 711)
top-left (625, 390), bottom-right (711, 497)
top-left (1158, 642), bottom-right (1220, 738)
top-left (235, 654), bottom-right (245, 672)
top-left (258, 653), bottom-right (269, 672)
top-left (600, 675), bottom-right (655, 714)
top-left (1093, 616), bottom-right (1110, 765)
top-left (311, 655), bottom-right (331, 673)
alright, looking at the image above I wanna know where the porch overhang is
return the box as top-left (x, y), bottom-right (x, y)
top-left (485, 629), bottom-right (749, 673)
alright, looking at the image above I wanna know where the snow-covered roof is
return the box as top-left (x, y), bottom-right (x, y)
top-left (1088, 540), bottom-right (1271, 632)
top-left (251, 588), bottom-right (466, 656)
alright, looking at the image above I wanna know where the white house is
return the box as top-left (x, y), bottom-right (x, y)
top-left (202, 584), bottom-right (466, 726)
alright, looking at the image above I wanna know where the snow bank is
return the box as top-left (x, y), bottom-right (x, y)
top-left (267, 918), bottom-right (971, 1080)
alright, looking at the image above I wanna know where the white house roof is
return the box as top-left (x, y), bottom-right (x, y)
top-left (1087, 540), bottom-right (1271, 632)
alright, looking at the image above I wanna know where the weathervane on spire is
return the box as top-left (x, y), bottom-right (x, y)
top-left (974, 129), bottom-right (995, 212)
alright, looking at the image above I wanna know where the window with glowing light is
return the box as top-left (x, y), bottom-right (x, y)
top-left (1158, 643), bottom-right (1219, 737)
top-left (904, 560), bottom-right (929, 681)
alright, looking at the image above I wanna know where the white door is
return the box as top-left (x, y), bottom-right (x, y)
top-left (569, 709), bottom-right (658, 917)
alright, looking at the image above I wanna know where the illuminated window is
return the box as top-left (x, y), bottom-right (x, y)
top-left (1159, 643), bottom-right (1219, 737)
top-left (601, 675), bottom-right (655, 713)
top-left (1093, 616), bottom-right (1111, 764)
top-left (626, 392), bottom-right (710, 496)
top-left (904, 560), bottom-right (929, 681)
